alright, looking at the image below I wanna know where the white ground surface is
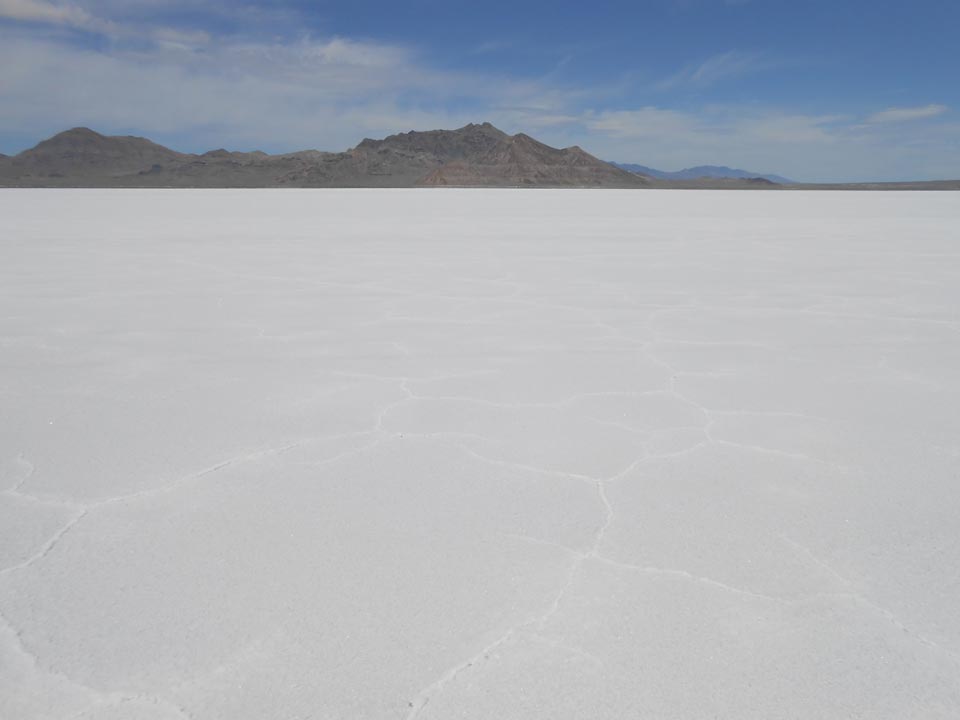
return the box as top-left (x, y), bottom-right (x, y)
top-left (1, 189), bottom-right (959, 719)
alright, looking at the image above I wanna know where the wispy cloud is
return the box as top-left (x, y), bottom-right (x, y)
top-left (582, 106), bottom-right (847, 155)
top-left (562, 105), bottom-right (958, 183)
top-left (690, 51), bottom-right (758, 84)
top-left (866, 104), bottom-right (948, 124)
top-left (471, 39), bottom-right (509, 55)
top-left (586, 107), bottom-right (699, 138)
top-left (0, 21), bottom-right (586, 154)
top-left (0, 0), bottom-right (213, 45)
top-left (0, 0), bottom-right (110, 32)
top-left (658, 50), bottom-right (762, 89)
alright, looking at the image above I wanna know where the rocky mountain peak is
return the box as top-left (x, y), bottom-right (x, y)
top-left (1, 123), bottom-right (647, 188)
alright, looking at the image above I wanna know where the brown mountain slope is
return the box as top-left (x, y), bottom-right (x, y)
top-left (420, 132), bottom-right (648, 187)
top-left (0, 128), bottom-right (330, 187)
top-left (356, 122), bottom-right (509, 160)
top-left (3, 127), bottom-right (185, 180)
top-left (10, 125), bottom-right (952, 189)
top-left (277, 122), bottom-right (522, 187)
top-left (0, 123), bottom-right (647, 188)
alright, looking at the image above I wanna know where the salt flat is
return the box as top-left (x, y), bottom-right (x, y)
top-left (1, 189), bottom-right (959, 719)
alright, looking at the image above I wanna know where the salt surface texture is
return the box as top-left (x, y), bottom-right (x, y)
top-left (1, 189), bottom-right (959, 719)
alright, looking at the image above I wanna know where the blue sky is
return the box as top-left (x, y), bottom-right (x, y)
top-left (0, 0), bottom-right (957, 181)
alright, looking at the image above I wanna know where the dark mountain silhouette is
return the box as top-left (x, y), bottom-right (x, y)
top-left (0, 124), bottom-right (647, 188)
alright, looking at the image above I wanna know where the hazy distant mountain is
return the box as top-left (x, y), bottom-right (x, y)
top-left (0, 124), bottom-right (646, 188)
top-left (613, 162), bottom-right (794, 184)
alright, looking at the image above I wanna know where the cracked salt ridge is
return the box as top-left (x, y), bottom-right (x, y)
top-left (2, 315), bottom-right (843, 596)
top-left (505, 534), bottom-right (786, 606)
top-left (0, 430), bottom-right (381, 577)
top-left (384, 365), bottom-right (845, 692)
top-left (0, 429), bottom-right (390, 713)
top-left (396, 387), bottom-right (841, 473)
top-left (0, 610), bottom-right (196, 720)
top-left (639, 341), bottom-right (848, 470)
top-left (0, 370), bottom-right (492, 579)
top-left (400, 353), bottom-right (860, 716)
top-left (499, 528), bottom-right (960, 670)
top-left (5, 455), bottom-right (35, 493)
top-left (779, 536), bottom-right (960, 667)
top-left (1, 456), bottom-right (85, 509)
top-left (405, 460), bottom-right (633, 720)
top-left (8, 193), bottom-right (959, 718)
top-left (406, 417), bottom-right (824, 714)
top-left (1, 370), bottom-right (549, 579)
top-left (375, 305), bottom-right (849, 467)
top-left (386, 355), bottom-right (841, 466)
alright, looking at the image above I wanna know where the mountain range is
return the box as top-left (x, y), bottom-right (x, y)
top-left (2, 125), bottom-right (956, 189)
top-left (0, 124), bottom-right (648, 189)
top-left (612, 162), bottom-right (794, 184)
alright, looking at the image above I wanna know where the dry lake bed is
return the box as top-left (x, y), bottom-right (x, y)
top-left (1, 189), bottom-right (959, 719)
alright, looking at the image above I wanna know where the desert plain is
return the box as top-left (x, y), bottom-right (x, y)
top-left (1, 189), bottom-right (959, 719)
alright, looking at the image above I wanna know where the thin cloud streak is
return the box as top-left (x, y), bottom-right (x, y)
top-left (657, 50), bottom-right (763, 89)
top-left (0, 0), bottom-right (109, 32)
top-left (867, 104), bottom-right (948, 124)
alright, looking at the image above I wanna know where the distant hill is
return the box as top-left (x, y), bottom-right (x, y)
top-left (420, 133), bottom-right (642, 187)
top-left (613, 162), bottom-right (794, 184)
top-left (4, 128), bottom-right (954, 188)
top-left (6, 127), bottom-right (185, 177)
top-left (0, 124), bottom-right (647, 188)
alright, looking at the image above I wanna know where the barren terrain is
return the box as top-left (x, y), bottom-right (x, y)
top-left (2, 190), bottom-right (959, 719)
